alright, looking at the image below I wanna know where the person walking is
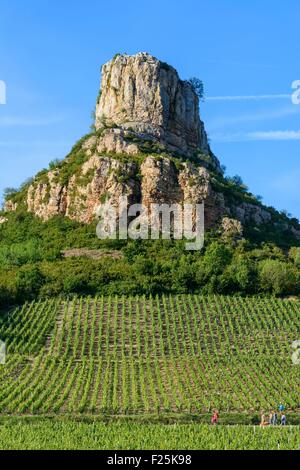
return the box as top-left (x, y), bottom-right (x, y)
top-left (211, 410), bottom-right (219, 425)
top-left (260, 411), bottom-right (267, 427)
top-left (268, 411), bottom-right (273, 425)
top-left (271, 411), bottom-right (277, 425)
top-left (281, 413), bottom-right (287, 426)
top-left (279, 403), bottom-right (285, 413)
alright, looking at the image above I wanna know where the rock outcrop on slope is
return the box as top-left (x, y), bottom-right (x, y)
top-left (24, 150), bottom-right (225, 230)
top-left (95, 52), bottom-right (212, 159)
top-left (3, 52), bottom-right (300, 240)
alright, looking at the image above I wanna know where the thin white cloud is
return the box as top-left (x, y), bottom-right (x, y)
top-left (251, 130), bottom-right (300, 141)
top-left (211, 130), bottom-right (300, 142)
top-left (207, 106), bottom-right (300, 130)
top-left (206, 94), bottom-right (291, 102)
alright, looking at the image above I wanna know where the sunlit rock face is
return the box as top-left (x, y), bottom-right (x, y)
top-left (95, 52), bottom-right (215, 160)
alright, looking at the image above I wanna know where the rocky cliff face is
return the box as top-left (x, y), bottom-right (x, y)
top-left (23, 143), bottom-right (225, 229)
top-left (4, 52), bottom-right (299, 240)
top-left (95, 52), bottom-right (212, 159)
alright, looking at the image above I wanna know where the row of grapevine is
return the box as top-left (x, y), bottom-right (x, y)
top-left (0, 295), bottom-right (299, 414)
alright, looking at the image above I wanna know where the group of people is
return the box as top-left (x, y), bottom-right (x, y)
top-left (210, 403), bottom-right (287, 426)
top-left (260, 403), bottom-right (287, 427)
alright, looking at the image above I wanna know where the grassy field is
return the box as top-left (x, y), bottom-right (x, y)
top-left (0, 295), bottom-right (299, 415)
top-left (0, 418), bottom-right (299, 450)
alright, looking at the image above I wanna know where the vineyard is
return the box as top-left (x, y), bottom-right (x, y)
top-left (0, 295), bottom-right (299, 415)
top-left (0, 419), bottom-right (299, 450)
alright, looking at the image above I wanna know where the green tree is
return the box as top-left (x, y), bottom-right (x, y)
top-left (15, 266), bottom-right (45, 300)
top-left (0, 283), bottom-right (9, 307)
top-left (289, 247), bottom-right (300, 268)
top-left (259, 259), bottom-right (299, 295)
top-left (221, 255), bottom-right (258, 294)
top-left (188, 77), bottom-right (205, 100)
top-left (3, 187), bottom-right (18, 201)
top-left (202, 242), bottom-right (232, 277)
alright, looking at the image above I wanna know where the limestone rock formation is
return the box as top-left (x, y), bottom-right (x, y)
top-left (3, 52), bottom-right (300, 241)
top-left (233, 202), bottom-right (272, 225)
top-left (221, 217), bottom-right (243, 240)
top-left (95, 52), bottom-right (213, 159)
top-left (4, 200), bottom-right (18, 212)
top-left (23, 151), bottom-right (223, 229)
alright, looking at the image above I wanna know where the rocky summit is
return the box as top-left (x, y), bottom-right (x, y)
top-left (95, 52), bottom-right (212, 159)
top-left (4, 52), bottom-right (300, 240)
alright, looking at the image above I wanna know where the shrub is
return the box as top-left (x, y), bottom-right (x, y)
top-left (15, 266), bottom-right (45, 300)
top-left (188, 77), bottom-right (205, 100)
top-left (289, 247), bottom-right (300, 268)
top-left (221, 256), bottom-right (258, 294)
top-left (0, 284), bottom-right (10, 308)
top-left (3, 187), bottom-right (18, 201)
top-left (202, 242), bottom-right (233, 278)
top-left (259, 259), bottom-right (300, 295)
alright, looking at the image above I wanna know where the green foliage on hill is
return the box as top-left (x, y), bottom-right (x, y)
top-left (0, 210), bottom-right (299, 307)
top-left (1, 127), bottom-right (299, 306)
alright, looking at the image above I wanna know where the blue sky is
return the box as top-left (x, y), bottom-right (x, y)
top-left (0, 0), bottom-right (299, 217)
